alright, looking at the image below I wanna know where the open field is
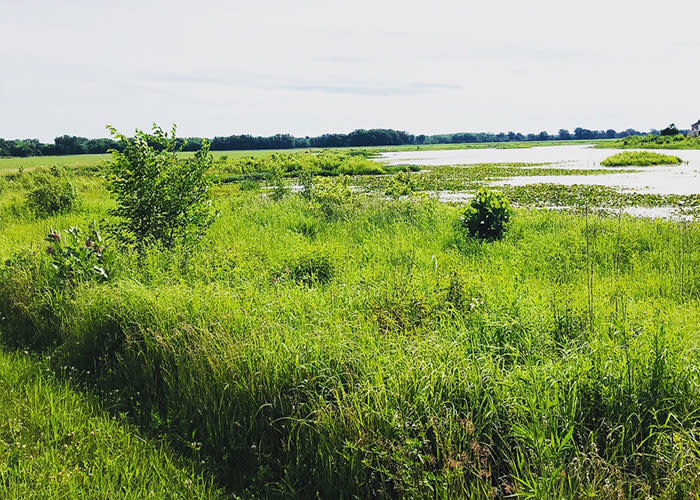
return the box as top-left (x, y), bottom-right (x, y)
top-left (3, 147), bottom-right (700, 498)
top-left (0, 139), bottom-right (615, 174)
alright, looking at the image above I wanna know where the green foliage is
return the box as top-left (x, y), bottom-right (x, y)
top-left (460, 188), bottom-right (513, 240)
top-left (282, 251), bottom-right (335, 285)
top-left (298, 168), bottom-right (315, 200)
top-left (6, 155), bottom-right (700, 497)
top-left (604, 134), bottom-right (700, 150)
top-left (106, 124), bottom-right (216, 248)
top-left (601, 151), bottom-right (682, 167)
top-left (385, 171), bottom-right (416, 199)
top-left (309, 175), bottom-right (353, 218)
top-left (660, 123), bottom-right (679, 136)
top-left (268, 163), bottom-right (290, 201)
top-left (239, 178), bottom-right (260, 191)
top-left (26, 177), bottom-right (77, 216)
top-left (45, 224), bottom-right (109, 284)
top-left (0, 250), bottom-right (57, 349)
top-left (0, 351), bottom-right (225, 499)
top-left (222, 150), bottom-right (386, 181)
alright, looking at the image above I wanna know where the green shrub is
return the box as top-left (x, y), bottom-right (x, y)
top-left (106, 124), bottom-right (216, 248)
top-left (45, 224), bottom-right (110, 284)
top-left (26, 178), bottom-right (77, 216)
top-left (49, 164), bottom-right (67, 178)
top-left (460, 188), bottom-right (512, 240)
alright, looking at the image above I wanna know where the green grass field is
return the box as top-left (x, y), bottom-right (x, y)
top-left (0, 351), bottom-right (226, 499)
top-left (2, 149), bottom-right (700, 498)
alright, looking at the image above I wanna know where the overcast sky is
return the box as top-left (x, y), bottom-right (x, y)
top-left (1, 0), bottom-right (699, 141)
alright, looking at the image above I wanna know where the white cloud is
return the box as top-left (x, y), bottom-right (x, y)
top-left (1, 0), bottom-right (699, 140)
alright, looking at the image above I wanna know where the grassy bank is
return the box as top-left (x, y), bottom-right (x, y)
top-left (0, 350), bottom-right (226, 499)
top-left (2, 154), bottom-right (700, 497)
top-left (602, 135), bottom-right (700, 150)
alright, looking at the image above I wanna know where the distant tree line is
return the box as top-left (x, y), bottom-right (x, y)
top-left (0, 127), bottom-right (655, 158)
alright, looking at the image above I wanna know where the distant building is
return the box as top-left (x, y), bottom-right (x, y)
top-left (691, 120), bottom-right (700, 137)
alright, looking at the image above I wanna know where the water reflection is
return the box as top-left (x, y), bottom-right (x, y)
top-left (380, 145), bottom-right (700, 195)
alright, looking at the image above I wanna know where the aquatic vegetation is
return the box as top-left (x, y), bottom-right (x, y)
top-left (385, 171), bottom-right (417, 199)
top-left (601, 151), bottom-right (683, 167)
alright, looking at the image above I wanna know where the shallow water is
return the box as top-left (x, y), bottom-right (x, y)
top-left (433, 190), bottom-right (691, 220)
top-left (380, 145), bottom-right (700, 195)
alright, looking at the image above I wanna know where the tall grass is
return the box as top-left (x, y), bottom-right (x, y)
top-left (0, 350), bottom-right (226, 499)
top-left (603, 134), bottom-right (700, 150)
top-left (2, 182), bottom-right (700, 497)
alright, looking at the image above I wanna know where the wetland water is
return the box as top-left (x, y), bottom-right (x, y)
top-left (379, 145), bottom-right (700, 195)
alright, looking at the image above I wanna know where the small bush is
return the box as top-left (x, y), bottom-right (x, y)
top-left (26, 178), bottom-right (77, 216)
top-left (45, 224), bottom-right (110, 284)
top-left (459, 188), bottom-right (512, 240)
top-left (106, 124), bottom-right (216, 248)
top-left (50, 164), bottom-right (67, 178)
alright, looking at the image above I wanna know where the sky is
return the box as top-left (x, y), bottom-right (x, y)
top-left (1, 0), bottom-right (699, 141)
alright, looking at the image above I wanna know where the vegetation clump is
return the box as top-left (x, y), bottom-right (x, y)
top-left (459, 188), bottom-right (513, 240)
top-left (106, 124), bottom-right (216, 248)
top-left (600, 151), bottom-right (683, 167)
top-left (311, 175), bottom-right (353, 218)
top-left (26, 177), bottom-right (77, 216)
top-left (281, 251), bottom-right (334, 285)
top-left (385, 171), bottom-right (416, 199)
top-left (604, 134), bottom-right (700, 150)
top-left (45, 224), bottom-right (109, 284)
